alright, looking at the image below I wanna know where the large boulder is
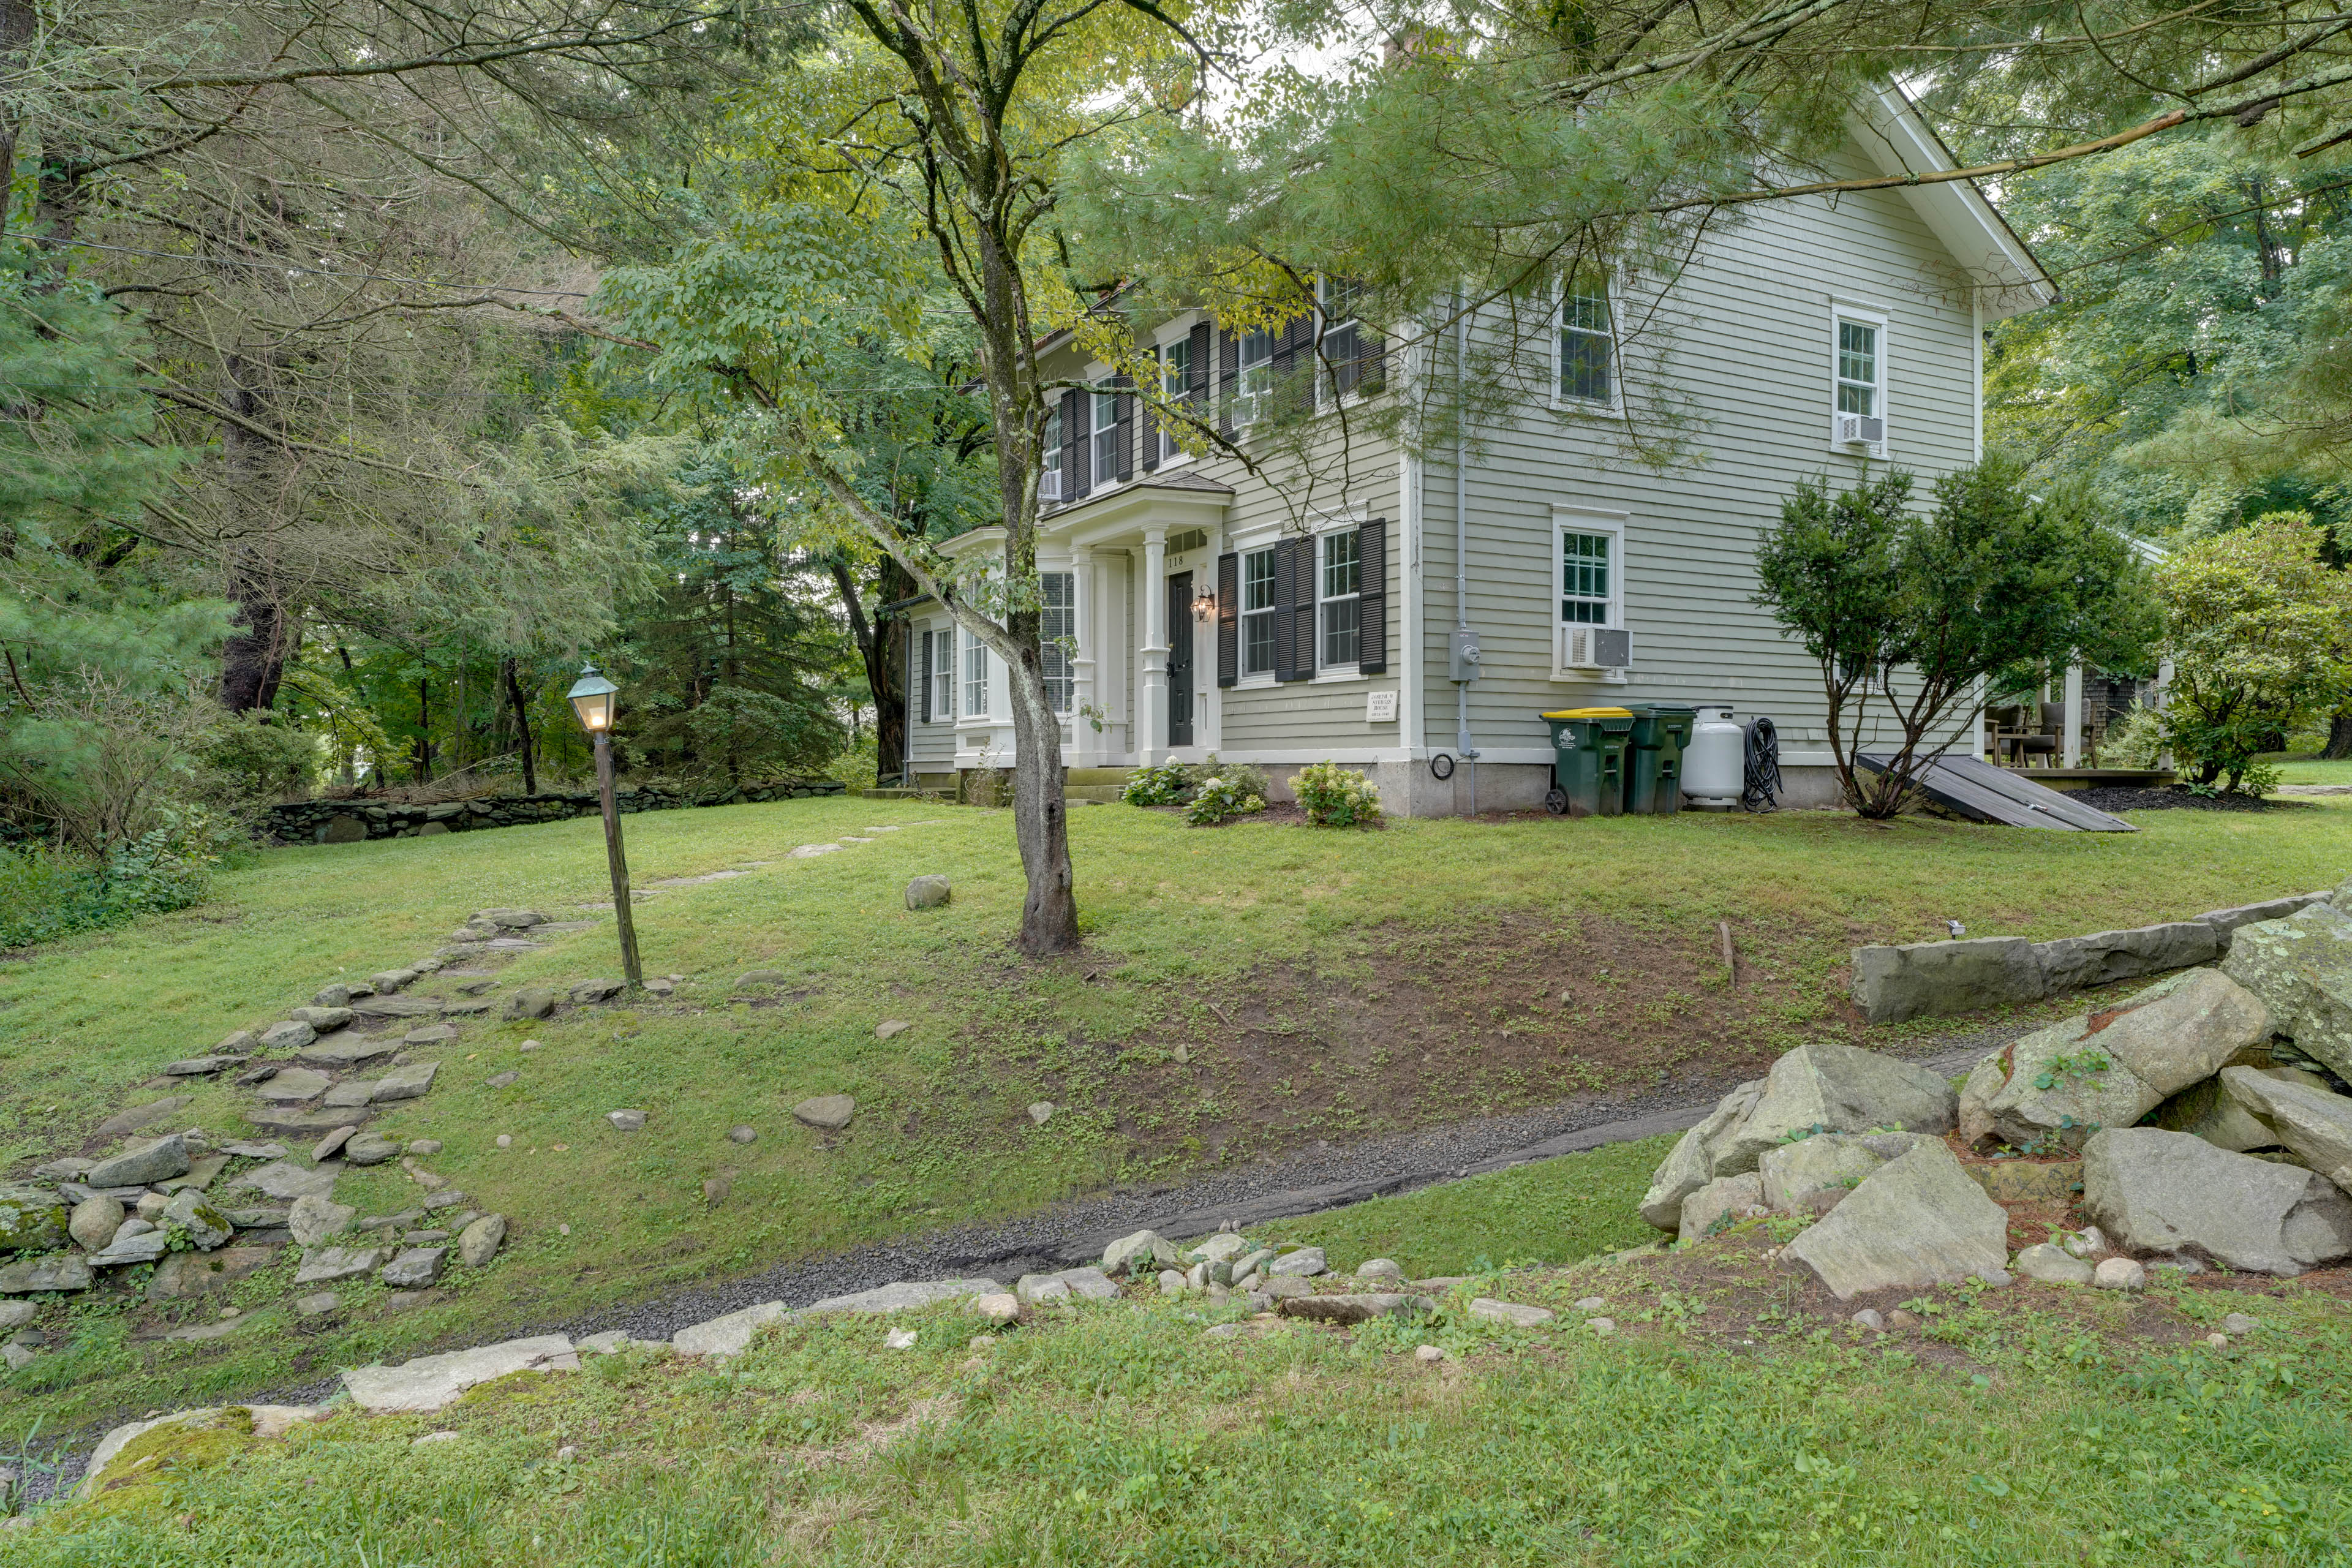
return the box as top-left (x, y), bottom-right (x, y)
top-left (1713, 1044), bottom-right (1957, 1175)
top-left (86, 1134), bottom-right (191, 1188)
top-left (0, 1185), bottom-right (69, 1254)
top-left (2081, 1127), bottom-right (2352, 1275)
top-left (1678, 1173), bottom-right (1765, 1240)
top-left (2150, 1065), bottom-right (2332, 1153)
top-left (2220, 900), bottom-right (2352, 1079)
top-left (1780, 1142), bottom-right (2010, 1299)
top-left (1639, 1080), bottom-right (1765, 1231)
top-left (2220, 1068), bottom-right (2352, 1191)
top-left (1958, 969), bottom-right (2270, 1152)
top-left (1758, 1131), bottom-right (1934, 1217)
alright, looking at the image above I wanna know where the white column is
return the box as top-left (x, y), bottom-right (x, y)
top-left (1070, 546), bottom-right (1097, 768)
top-left (2062, 663), bottom-right (2084, 769)
top-left (2154, 656), bottom-right (2175, 769)
top-left (1139, 527), bottom-right (1169, 764)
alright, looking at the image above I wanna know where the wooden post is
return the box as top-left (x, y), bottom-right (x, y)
top-left (594, 731), bottom-right (642, 987)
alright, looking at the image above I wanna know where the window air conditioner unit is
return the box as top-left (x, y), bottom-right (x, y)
top-left (1563, 626), bottom-right (1632, 669)
top-left (1038, 470), bottom-right (1062, 502)
top-left (1837, 413), bottom-right (1885, 445)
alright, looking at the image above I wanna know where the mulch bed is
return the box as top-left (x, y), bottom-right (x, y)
top-left (2071, 785), bottom-right (2306, 814)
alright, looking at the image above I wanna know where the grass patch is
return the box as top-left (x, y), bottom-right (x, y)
top-left (11, 1246), bottom-right (2350, 1565)
top-left (2270, 754), bottom-right (2352, 785)
top-left (1253, 1135), bottom-right (1675, 1277)
top-left (4, 793), bottom-right (2348, 1434)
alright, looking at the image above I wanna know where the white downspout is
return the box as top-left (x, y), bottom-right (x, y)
top-left (1455, 292), bottom-right (1477, 816)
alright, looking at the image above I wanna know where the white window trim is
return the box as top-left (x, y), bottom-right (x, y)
top-left (1088, 374), bottom-right (1123, 490)
top-left (1152, 315), bottom-right (1202, 469)
top-left (928, 620), bottom-right (954, 723)
top-left (1314, 517), bottom-right (1364, 679)
top-left (1040, 570), bottom-right (1077, 715)
top-left (1550, 505), bottom-right (1627, 680)
top-left (1550, 274), bottom-right (1623, 414)
top-left (960, 625), bottom-right (991, 723)
top-left (1828, 301), bottom-right (1891, 458)
top-left (1315, 276), bottom-right (1376, 413)
top-left (1234, 328), bottom-right (1274, 430)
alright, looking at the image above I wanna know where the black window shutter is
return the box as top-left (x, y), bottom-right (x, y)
top-left (1188, 323), bottom-right (1211, 410)
top-left (1140, 352), bottom-right (1160, 472)
top-left (1114, 375), bottom-right (1136, 482)
top-left (1217, 328), bottom-right (1238, 437)
top-left (1268, 312), bottom-right (1314, 417)
top-left (1273, 536), bottom-right (1312, 682)
top-left (1066, 388), bottom-right (1089, 498)
top-left (1357, 519), bottom-right (1388, 674)
top-left (919, 630), bottom-right (933, 722)
top-left (1216, 551), bottom-right (1239, 688)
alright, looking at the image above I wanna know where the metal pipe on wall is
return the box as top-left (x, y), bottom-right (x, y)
top-left (1454, 293), bottom-right (1477, 817)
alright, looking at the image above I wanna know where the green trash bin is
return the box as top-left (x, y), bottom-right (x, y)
top-left (1540, 708), bottom-right (1634, 817)
top-left (1623, 702), bottom-right (1700, 815)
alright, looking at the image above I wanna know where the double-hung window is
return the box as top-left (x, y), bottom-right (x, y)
top-left (930, 627), bottom-right (954, 720)
top-left (1090, 383), bottom-right (1120, 483)
top-left (1158, 339), bottom-right (1191, 463)
top-left (1559, 274), bottom-right (1614, 404)
top-left (1561, 531), bottom-right (1611, 626)
top-left (1319, 276), bottom-right (1367, 401)
top-left (1319, 529), bottom-right (1362, 669)
top-left (1039, 405), bottom-right (1063, 502)
top-left (1833, 311), bottom-right (1886, 446)
top-left (1241, 546), bottom-right (1278, 677)
top-left (962, 628), bottom-right (989, 718)
top-left (1235, 329), bottom-right (1273, 426)
top-left (1040, 572), bottom-right (1076, 714)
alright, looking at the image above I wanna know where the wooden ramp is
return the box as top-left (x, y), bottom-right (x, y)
top-left (1856, 752), bottom-right (2138, 832)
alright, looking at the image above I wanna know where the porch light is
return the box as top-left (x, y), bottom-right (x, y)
top-left (1191, 586), bottom-right (1217, 620)
top-left (567, 663), bottom-right (619, 731)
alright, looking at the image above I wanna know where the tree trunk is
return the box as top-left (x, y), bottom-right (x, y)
top-left (220, 546), bottom-right (291, 712)
top-left (1006, 618), bottom-right (1079, 956)
top-left (503, 657), bottom-right (539, 793)
top-left (414, 673), bottom-right (434, 783)
top-left (831, 554), bottom-right (912, 786)
top-left (2326, 709), bottom-right (2352, 761)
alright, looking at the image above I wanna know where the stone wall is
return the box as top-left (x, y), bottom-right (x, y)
top-left (266, 779), bottom-right (847, 845)
top-left (1850, 890), bottom-right (2337, 1023)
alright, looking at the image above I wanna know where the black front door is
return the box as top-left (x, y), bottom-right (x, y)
top-left (1167, 571), bottom-right (1195, 748)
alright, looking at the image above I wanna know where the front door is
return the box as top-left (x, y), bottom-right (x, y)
top-left (1167, 571), bottom-right (1195, 748)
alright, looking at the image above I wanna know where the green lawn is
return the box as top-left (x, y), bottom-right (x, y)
top-left (4, 792), bottom-right (2348, 1434)
top-left (12, 1239), bottom-right (2348, 1565)
top-left (2271, 755), bottom-right (2352, 785)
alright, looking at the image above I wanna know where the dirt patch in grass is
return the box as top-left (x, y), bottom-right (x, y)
top-left (1536, 1225), bottom-right (2352, 1371)
top-left (974, 908), bottom-right (1894, 1173)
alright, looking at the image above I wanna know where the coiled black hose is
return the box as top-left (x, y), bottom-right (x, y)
top-left (1742, 716), bottom-right (1781, 813)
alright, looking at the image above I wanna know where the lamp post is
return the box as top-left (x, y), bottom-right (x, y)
top-left (567, 662), bottom-right (641, 989)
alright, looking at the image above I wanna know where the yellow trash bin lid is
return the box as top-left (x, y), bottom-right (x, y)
top-left (1541, 707), bottom-right (1635, 719)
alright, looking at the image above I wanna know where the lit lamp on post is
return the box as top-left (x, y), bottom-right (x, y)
top-left (567, 662), bottom-right (641, 989)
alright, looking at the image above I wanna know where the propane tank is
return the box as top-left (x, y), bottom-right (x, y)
top-left (1681, 702), bottom-right (1744, 809)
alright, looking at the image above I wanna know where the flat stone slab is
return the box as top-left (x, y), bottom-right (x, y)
top-left (86, 1135), bottom-right (190, 1188)
top-left (802, 1278), bottom-right (1002, 1315)
top-left (1781, 1142), bottom-right (2010, 1299)
top-left (0, 1255), bottom-right (94, 1292)
top-left (162, 1056), bottom-right (246, 1077)
top-left (1276, 1292), bottom-right (1439, 1325)
top-left (297, 1038), bottom-right (400, 1070)
top-left (227, 1159), bottom-right (341, 1201)
top-left (1468, 1298), bottom-right (1558, 1328)
top-left (405, 1023), bottom-right (459, 1044)
top-left (244, 1106), bottom-right (372, 1138)
top-left (294, 1245), bottom-right (391, 1285)
top-left (372, 1062), bottom-right (439, 1102)
top-left (672, 1301), bottom-right (790, 1359)
top-left (342, 1334), bottom-right (580, 1412)
top-left (350, 995), bottom-right (443, 1020)
top-left (89, 1098), bottom-right (191, 1144)
top-left (793, 1095), bottom-right (856, 1131)
top-left (254, 1068), bottom-right (333, 1104)
top-left (322, 1082), bottom-right (378, 1109)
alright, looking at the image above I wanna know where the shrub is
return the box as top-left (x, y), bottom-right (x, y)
top-left (1294, 761), bottom-right (1382, 827)
top-left (0, 810), bottom-right (221, 951)
top-left (1121, 760), bottom-right (1193, 807)
top-left (199, 711), bottom-right (318, 809)
top-left (1185, 771), bottom-right (1267, 826)
top-left (2154, 514), bottom-right (2352, 794)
